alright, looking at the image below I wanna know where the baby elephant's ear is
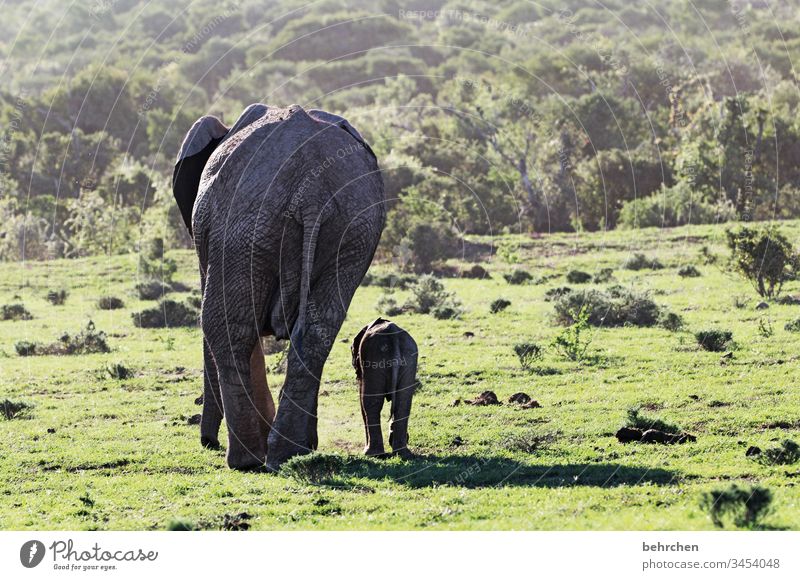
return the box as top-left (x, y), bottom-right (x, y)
top-left (351, 324), bottom-right (369, 379)
top-left (172, 116), bottom-right (229, 234)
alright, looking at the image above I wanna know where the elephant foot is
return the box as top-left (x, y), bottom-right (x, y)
top-left (392, 447), bottom-right (415, 460)
top-left (200, 435), bottom-right (220, 450)
top-left (364, 446), bottom-right (388, 459)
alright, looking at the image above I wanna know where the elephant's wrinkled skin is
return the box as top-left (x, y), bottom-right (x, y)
top-left (173, 104), bottom-right (385, 470)
top-left (351, 318), bottom-right (418, 458)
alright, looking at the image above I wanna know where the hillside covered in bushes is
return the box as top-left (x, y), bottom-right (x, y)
top-left (2, 0), bottom-right (800, 268)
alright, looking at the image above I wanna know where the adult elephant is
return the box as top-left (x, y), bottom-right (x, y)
top-left (173, 103), bottom-right (385, 470)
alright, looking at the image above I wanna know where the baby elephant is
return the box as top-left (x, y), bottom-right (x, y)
top-left (351, 318), bottom-right (418, 458)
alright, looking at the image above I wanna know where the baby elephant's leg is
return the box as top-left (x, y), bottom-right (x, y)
top-left (360, 348), bottom-right (388, 457)
top-left (389, 349), bottom-right (417, 459)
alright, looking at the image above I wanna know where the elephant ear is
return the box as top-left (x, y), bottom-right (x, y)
top-left (226, 103), bottom-right (269, 138)
top-left (351, 323), bottom-right (370, 381)
top-left (172, 116), bottom-right (229, 235)
top-left (307, 109), bottom-right (376, 160)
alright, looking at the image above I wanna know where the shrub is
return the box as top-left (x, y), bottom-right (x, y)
top-left (757, 317), bottom-right (774, 338)
top-left (105, 362), bottom-right (133, 380)
top-left (784, 318), bottom-right (800, 332)
top-left (678, 265), bottom-right (701, 278)
top-left (552, 305), bottom-right (593, 362)
top-left (593, 268), bottom-right (615, 283)
top-left (139, 237), bottom-right (177, 285)
top-left (624, 406), bottom-right (681, 434)
top-left (566, 270), bottom-right (592, 284)
top-left (503, 269), bottom-right (533, 285)
top-left (514, 342), bottom-right (544, 370)
top-left (554, 288), bottom-right (661, 327)
top-left (363, 272), bottom-right (417, 290)
top-left (461, 264), bottom-right (491, 279)
top-left (726, 226), bottom-right (798, 298)
top-left (490, 298), bottom-right (511, 314)
top-left (432, 304), bottom-right (462, 320)
top-left (281, 453), bottom-right (345, 484)
top-left (1, 303), bottom-right (32, 321)
top-left (700, 484), bottom-right (773, 528)
top-left (544, 286), bottom-right (572, 302)
top-left (733, 295), bottom-right (750, 309)
top-left (136, 280), bottom-right (171, 301)
top-left (695, 329), bottom-right (733, 352)
top-left (166, 518), bottom-right (197, 531)
top-left (776, 294), bottom-right (800, 305)
top-left (617, 182), bottom-right (736, 229)
top-left (186, 295), bottom-right (202, 309)
top-left (46, 289), bottom-right (68, 305)
top-left (1, 399), bottom-right (33, 420)
top-left (622, 253), bottom-right (663, 271)
top-left (14, 341), bottom-right (37, 356)
top-left (755, 440), bottom-right (800, 466)
top-left (97, 296), bottom-right (125, 310)
top-left (376, 294), bottom-right (403, 317)
top-left (132, 300), bottom-right (198, 328)
top-left (658, 311), bottom-right (684, 331)
top-left (404, 275), bottom-right (462, 316)
top-left (46, 321), bottom-right (110, 355)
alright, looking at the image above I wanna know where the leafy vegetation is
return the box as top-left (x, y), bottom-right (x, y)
top-left (700, 485), bottom-right (773, 529)
top-left (0, 222), bottom-right (798, 530)
top-left (1, 303), bottom-right (32, 321)
top-left (695, 330), bottom-right (733, 352)
top-left (726, 227), bottom-right (798, 299)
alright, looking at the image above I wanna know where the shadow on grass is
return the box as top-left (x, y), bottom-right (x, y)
top-left (340, 454), bottom-right (677, 489)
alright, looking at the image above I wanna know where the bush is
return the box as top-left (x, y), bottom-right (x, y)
top-left (622, 253), bottom-right (663, 271)
top-left (404, 275), bottom-right (462, 316)
top-left (363, 272), bottom-right (417, 290)
top-left (503, 269), bottom-right (533, 285)
top-left (166, 518), bottom-right (197, 531)
top-left (544, 286), bottom-right (572, 302)
top-left (432, 304), bottom-right (462, 320)
top-left (47, 321), bottom-right (110, 355)
top-left (554, 288), bottom-right (661, 327)
top-left (98, 296), bottom-right (125, 310)
top-left (776, 294), bottom-right (800, 305)
top-left (514, 342), bottom-right (544, 370)
top-left (552, 305), bottom-right (593, 362)
top-left (104, 362), bottom-right (133, 380)
top-left (700, 484), bottom-right (773, 528)
top-left (461, 264), bottom-right (491, 279)
top-left (726, 226), bottom-right (797, 298)
top-left (490, 298), bottom-right (511, 314)
top-left (1, 399), bottom-right (33, 420)
top-left (376, 294), bottom-right (404, 317)
top-left (404, 223), bottom-right (456, 272)
top-left (280, 453), bottom-right (345, 484)
top-left (566, 270), bottom-right (592, 284)
top-left (132, 300), bottom-right (198, 328)
top-left (1, 303), bottom-right (32, 321)
top-left (785, 318), bottom-right (800, 332)
top-left (755, 440), bottom-right (800, 466)
top-left (695, 329), bottom-right (733, 352)
top-left (593, 268), bottom-right (615, 283)
top-left (15, 341), bottom-right (38, 356)
top-left (624, 406), bottom-right (681, 434)
top-left (136, 280), bottom-right (171, 301)
top-left (46, 289), bottom-right (68, 305)
top-left (618, 182), bottom-right (736, 229)
top-left (678, 265), bottom-right (701, 278)
top-left (658, 311), bottom-right (684, 331)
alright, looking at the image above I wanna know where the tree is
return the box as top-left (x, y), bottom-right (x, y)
top-left (726, 226), bottom-right (797, 299)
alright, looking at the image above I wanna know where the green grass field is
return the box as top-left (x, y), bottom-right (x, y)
top-left (1, 222), bottom-right (799, 530)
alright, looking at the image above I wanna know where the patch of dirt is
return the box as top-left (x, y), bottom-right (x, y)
top-left (616, 427), bottom-right (696, 444)
top-left (221, 512), bottom-right (252, 531)
top-left (762, 419), bottom-right (800, 430)
top-left (463, 331), bottom-right (475, 339)
top-left (508, 392), bottom-right (542, 409)
top-left (451, 435), bottom-right (464, 447)
top-left (465, 391), bottom-right (500, 406)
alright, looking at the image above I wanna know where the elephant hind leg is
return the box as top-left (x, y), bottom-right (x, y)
top-left (359, 359), bottom-right (388, 457)
top-left (200, 339), bottom-right (223, 449)
top-left (250, 341), bottom-right (276, 450)
top-left (389, 348), bottom-right (418, 458)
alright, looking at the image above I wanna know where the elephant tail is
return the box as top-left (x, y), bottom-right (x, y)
top-left (291, 216), bottom-right (320, 360)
